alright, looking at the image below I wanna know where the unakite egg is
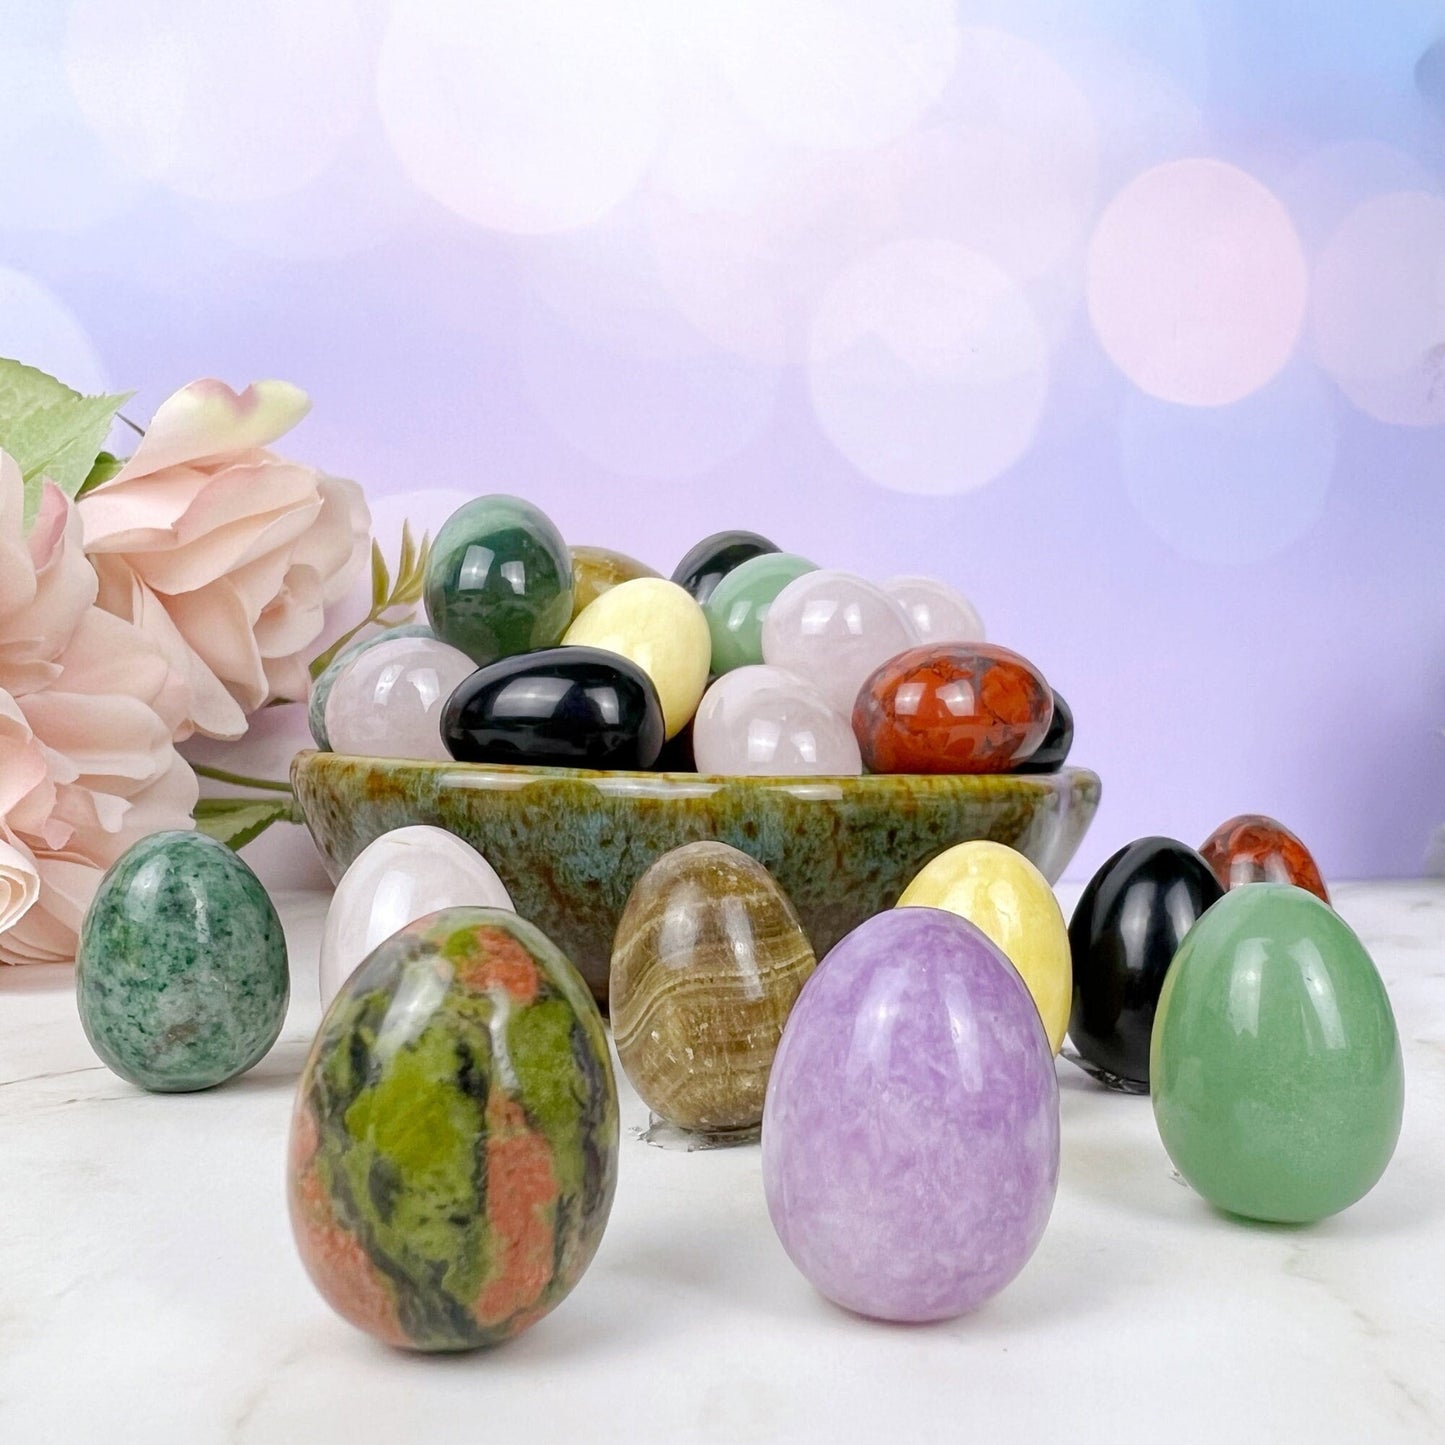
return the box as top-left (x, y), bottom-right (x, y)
top-left (897, 841), bottom-right (1071, 1053)
top-left (76, 831), bottom-right (288, 1092)
top-left (563, 577), bottom-right (710, 739)
top-left (289, 907), bottom-right (619, 1351)
top-left (1151, 884), bottom-right (1403, 1224)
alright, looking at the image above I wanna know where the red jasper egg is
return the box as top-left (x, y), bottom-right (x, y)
top-left (852, 644), bottom-right (1053, 774)
top-left (1200, 814), bottom-right (1330, 903)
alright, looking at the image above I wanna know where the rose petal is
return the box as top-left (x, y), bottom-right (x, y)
top-left (0, 833), bottom-right (41, 935)
top-left (108, 379), bottom-right (311, 482)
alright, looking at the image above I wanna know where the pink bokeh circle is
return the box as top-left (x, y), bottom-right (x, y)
top-left (1087, 159), bottom-right (1309, 406)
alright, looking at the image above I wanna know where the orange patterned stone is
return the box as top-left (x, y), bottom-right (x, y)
top-left (1200, 814), bottom-right (1330, 903)
top-left (852, 643), bottom-right (1053, 774)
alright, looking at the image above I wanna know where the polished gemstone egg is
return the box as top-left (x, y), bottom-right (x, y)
top-left (692, 665), bottom-right (862, 776)
top-left (853, 643), bottom-right (1052, 774)
top-left (443, 646), bottom-right (665, 770)
top-left (562, 577), bottom-right (710, 740)
top-left (319, 826), bottom-right (514, 1007)
top-left (761, 570), bottom-right (918, 718)
top-left (897, 840), bottom-right (1071, 1053)
top-left (1012, 690), bottom-right (1074, 774)
top-left (424, 494), bottom-right (574, 666)
top-left (762, 908), bottom-right (1059, 1322)
top-left (76, 831), bottom-right (288, 1092)
top-left (324, 634), bottom-right (476, 760)
top-left (1068, 837), bottom-right (1223, 1088)
top-left (309, 624), bottom-right (433, 751)
top-left (569, 545), bottom-right (659, 619)
top-left (1199, 813), bottom-right (1329, 903)
top-left (611, 842), bottom-right (816, 1135)
top-left (702, 551), bottom-right (817, 675)
top-left (671, 529), bottom-right (779, 605)
top-left (1152, 884), bottom-right (1402, 1223)
top-left (289, 908), bottom-right (619, 1351)
top-left (882, 575), bottom-right (985, 644)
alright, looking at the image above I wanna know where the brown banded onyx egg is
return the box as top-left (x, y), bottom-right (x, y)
top-left (610, 842), bottom-right (816, 1137)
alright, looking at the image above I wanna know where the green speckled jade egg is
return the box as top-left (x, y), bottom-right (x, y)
top-left (75, 831), bottom-right (288, 1092)
top-left (288, 907), bottom-right (619, 1352)
top-left (1151, 884), bottom-right (1404, 1224)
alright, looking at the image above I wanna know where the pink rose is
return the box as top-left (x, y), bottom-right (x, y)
top-left (80, 379), bottom-right (370, 741)
top-left (0, 456), bottom-right (198, 965)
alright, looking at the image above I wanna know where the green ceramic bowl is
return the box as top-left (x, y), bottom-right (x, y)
top-left (292, 751), bottom-right (1101, 1008)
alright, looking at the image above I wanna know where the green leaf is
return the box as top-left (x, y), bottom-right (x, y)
top-left (0, 358), bottom-right (131, 529)
top-left (0, 357), bottom-right (73, 417)
top-left (78, 450), bottom-right (125, 496)
top-left (369, 538), bottom-right (389, 610)
top-left (192, 797), bottom-right (294, 850)
top-left (397, 520), bottom-right (417, 587)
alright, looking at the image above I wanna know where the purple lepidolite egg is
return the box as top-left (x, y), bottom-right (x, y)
top-left (761, 907), bottom-right (1060, 1322)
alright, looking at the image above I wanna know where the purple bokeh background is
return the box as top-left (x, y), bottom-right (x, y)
top-left (3, 1), bottom-right (1444, 880)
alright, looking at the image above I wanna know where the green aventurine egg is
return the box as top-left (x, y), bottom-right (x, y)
top-left (1151, 884), bottom-right (1403, 1224)
top-left (76, 831), bottom-right (289, 1092)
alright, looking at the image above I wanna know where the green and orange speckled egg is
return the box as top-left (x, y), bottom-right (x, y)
top-left (287, 907), bottom-right (619, 1351)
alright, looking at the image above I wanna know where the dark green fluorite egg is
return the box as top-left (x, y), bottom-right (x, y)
top-left (75, 830), bottom-right (288, 1092)
top-left (288, 907), bottom-right (619, 1351)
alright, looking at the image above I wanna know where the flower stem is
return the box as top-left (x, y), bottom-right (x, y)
top-left (192, 764), bottom-right (294, 795)
top-left (308, 606), bottom-right (418, 679)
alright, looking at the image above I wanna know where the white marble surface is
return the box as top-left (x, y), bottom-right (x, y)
top-left (1, 880), bottom-right (1442, 1444)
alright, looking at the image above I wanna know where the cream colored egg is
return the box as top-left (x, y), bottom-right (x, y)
top-left (897, 840), bottom-right (1071, 1053)
top-left (562, 577), bottom-right (710, 739)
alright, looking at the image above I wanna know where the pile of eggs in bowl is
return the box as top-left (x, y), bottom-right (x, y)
top-left (309, 494), bottom-right (1074, 778)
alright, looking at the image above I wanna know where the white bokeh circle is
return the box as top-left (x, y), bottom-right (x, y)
top-left (900, 29), bottom-right (1100, 279)
top-left (182, 121), bottom-right (423, 262)
top-left (378, 0), bottom-right (662, 234)
top-left (64, 0), bottom-right (368, 205)
top-left (1087, 159), bottom-right (1309, 406)
top-left (708, 0), bottom-right (959, 151)
top-left (0, 266), bottom-right (108, 394)
top-left (1311, 190), bottom-right (1445, 427)
top-left (807, 239), bottom-right (1049, 496)
top-left (1120, 365), bottom-right (1337, 565)
top-left (517, 297), bottom-right (781, 481)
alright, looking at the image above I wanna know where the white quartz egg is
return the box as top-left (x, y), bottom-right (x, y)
top-left (319, 826), bottom-right (515, 1007)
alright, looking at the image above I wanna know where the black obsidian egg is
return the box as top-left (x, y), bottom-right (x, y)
top-left (1068, 836), bottom-right (1224, 1088)
top-left (1013, 690), bottom-right (1073, 773)
top-left (442, 647), bottom-right (665, 770)
top-left (670, 530), bottom-right (779, 605)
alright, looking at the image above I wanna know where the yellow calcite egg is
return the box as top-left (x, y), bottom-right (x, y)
top-left (896, 840), bottom-right (1071, 1053)
top-left (562, 577), bottom-right (710, 739)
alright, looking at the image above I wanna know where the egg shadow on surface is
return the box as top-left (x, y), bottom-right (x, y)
top-left (336, 1260), bottom-right (676, 1369)
top-left (223, 1037), bottom-right (312, 1094)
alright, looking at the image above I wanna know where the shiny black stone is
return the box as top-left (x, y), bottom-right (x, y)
top-left (442, 647), bottom-right (665, 770)
top-left (670, 530), bottom-right (779, 605)
top-left (1013, 690), bottom-right (1073, 773)
top-left (1067, 837), bottom-right (1224, 1089)
top-left (651, 717), bottom-right (697, 772)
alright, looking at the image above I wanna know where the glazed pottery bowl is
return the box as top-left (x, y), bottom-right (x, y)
top-left (292, 751), bottom-right (1101, 1008)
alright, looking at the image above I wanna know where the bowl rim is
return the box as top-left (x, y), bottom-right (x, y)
top-left (292, 748), bottom-right (1098, 795)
